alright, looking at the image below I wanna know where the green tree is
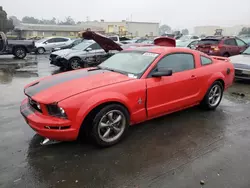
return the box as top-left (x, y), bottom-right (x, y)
top-left (22, 16), bottom-right (40, 24)
top-left (0, 6), bottom-right (14, 33)
top-left (239, 27), bottom-right (250, 36)
top-left (159, 24), bottom-right (171, 35)
top-left (181, 28), bottom-right (189, 35)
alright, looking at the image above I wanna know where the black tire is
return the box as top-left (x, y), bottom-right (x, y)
top-left (68, 57), bottom-right (82, 70)
top-left (91, 104), bottom-right (130, 147)
top-left (223, 52), bottom-right (230, 57)
top-left (13, 47), bottom-right (27, 59)
top-left (37, 47), bottom-right (45, 54)
top-left (200, 81), bottom-right (224, 110)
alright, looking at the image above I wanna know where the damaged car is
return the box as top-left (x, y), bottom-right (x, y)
top-left (50, 32), bottom-right (123, 70)
top-left (20, 33), bottom-right (234, 147)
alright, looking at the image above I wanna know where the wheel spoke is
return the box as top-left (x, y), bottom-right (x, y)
top-left (213, 86), bottom-right (218, 94)
top-left (209, 96), bottom-right (213, 100)
top-left (113, 115), bottom-right (122, 124)
top-left (100, 122), bottom-right (109, 128)
top-left (107, 113), bottom-right (114, 122)
top-left (215, 93), bottom-right (220, 97)
top-left (103, 128), bottom-right (111, 138)
top-left (113, 126), bottom-right (121, 134)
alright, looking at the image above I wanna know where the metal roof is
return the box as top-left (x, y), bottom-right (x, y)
top-left (14, 23), bottom-right (104, 32)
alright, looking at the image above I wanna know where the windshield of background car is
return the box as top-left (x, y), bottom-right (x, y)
top-left (71, 41), bottom-right (94, 50)
top-left (243, 47), bottom-right (250, 54)
top-left (99, 51), bottom-right (159, 77)
top-left (197, 39), bottom-right (219, 45)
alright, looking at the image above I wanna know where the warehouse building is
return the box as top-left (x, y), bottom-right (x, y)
top-left (80, 20), bottom-right (160, 37)
top-left (14, 23), bottom-right (105, 39)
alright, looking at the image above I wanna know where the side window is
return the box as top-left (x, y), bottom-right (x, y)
top-left (55, 38), bottom-right (68, 42)
top-left (191, 36), bottom-right (199, 39)
top-left (89, 43), bottom-right (102, 50)
top-left (201, 56), bottom-right (212, 65)
top-left (47, 38), bottom-right (56, 43)
top-left (157, 53), bottom-right (195, 73)
top-left (224, 39), bottom-right (237, 46)
top-left (236, 39), bottom-right (247, 46)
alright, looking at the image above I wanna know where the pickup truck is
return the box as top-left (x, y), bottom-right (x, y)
top-left (0, 32), bottom-right (36, 59)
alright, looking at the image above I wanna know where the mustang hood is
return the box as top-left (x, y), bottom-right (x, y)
top-left (80, 31), bottom-right (123, 52)
top-left (24, 69), bottom-right (132, 104)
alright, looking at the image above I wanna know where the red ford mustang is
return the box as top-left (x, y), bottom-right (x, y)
top-left (20, 32), bottom-right (235, 147)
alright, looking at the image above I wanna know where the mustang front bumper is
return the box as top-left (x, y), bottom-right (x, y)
top-left (20, 98), bottom-right (78, 141)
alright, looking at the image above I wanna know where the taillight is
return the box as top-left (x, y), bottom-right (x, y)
top-left (211, 46), bottom-right (219, 51)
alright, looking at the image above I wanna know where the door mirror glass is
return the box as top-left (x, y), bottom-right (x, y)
top-left (152, 68), bottom-right (173, 77)
top-left (43, 41), bottom-right (48, 44)
top-left (85, 47), bottom-right (92, 52)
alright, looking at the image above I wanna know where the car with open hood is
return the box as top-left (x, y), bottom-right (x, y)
top-left (229, 46), bottom-right (250, 80)
top-left (20, 34), bottom-right (234, 147)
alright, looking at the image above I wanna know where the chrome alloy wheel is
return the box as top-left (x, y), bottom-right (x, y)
top-left (98, 110), bottom-right (126, 143)
top-left (208, 84), bottom-right (222, 107)
top-left (71, 59), bottom-right (81, 70)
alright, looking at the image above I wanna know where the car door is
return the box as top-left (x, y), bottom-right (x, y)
top-left (223, 38), bottom-right (239, 56)
top-left (236, 38), bottom-right (248, 53)
top-left (54, 38), bottom-right (69, 48)
top-left (44, 38), bottom-right (57, 51)
top-left (87, 42), bottom-right (106, 64)
top-left (146, 53), bottom-right (200, 118)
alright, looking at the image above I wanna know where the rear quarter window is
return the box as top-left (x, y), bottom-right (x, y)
top-left (201, 56), bottom-right (213, 65)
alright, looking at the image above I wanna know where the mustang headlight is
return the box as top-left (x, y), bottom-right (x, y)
top-left (47, 104), bottom-right (67, 118)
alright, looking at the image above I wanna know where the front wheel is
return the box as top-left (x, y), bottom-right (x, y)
top-left (91, 104), bottom-right (130, 147)
top-left (68, 57), bottom-right (82, 70)
top-left (37, 47), bottom-right (45, 54)
top-left (13, 47), bottom-right (26, 59)
top-left (200, 81), bottom-right (223, 110)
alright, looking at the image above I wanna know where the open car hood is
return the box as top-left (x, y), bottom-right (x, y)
top-left (80, 31), bottom-right (123, 52)
top-left (154, 36), bottom-right (176, 47)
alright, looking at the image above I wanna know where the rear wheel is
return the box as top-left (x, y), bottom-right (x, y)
top-left (69, 57), bottom-right (82, 70)
top-left (200, 81), bottom-right (223, 110)
top-left (13, 47), bottom-right (26, 59)
top-left (37, 47), bottom-right (45, 54)
top-left (91, 104), bottom-right (130, 147)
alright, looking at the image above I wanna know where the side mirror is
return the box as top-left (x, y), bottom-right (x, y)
top-left (85, 47), bottom-right (92, 52)
top-left (152, 68), bottom-right (173, 77)
top-left (43, 41), bottom-right (48, 44)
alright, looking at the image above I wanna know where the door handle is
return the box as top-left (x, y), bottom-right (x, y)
top-left (190, 75), bottom-right (197, 80)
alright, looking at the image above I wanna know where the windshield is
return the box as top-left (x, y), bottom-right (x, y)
top-left (99, 51), bottom-right (159, 77)
top-left (242, 47), bottom-right (250, 55)
top-left (72, 40), bottom-right (94, 50)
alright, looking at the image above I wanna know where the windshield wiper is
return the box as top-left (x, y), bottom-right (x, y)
top-left (242, 53), bottom-right (250, 55)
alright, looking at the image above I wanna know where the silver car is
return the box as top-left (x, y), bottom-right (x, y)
top-left (229, 46), bottom-right (250, 80)
top-left (50, 40), bottom-right (117, 70)
top-left (35, 37), bottom-right (72, 54)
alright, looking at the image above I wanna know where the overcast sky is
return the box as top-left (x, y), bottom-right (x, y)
top-left (2, 0), bottom-right (250, 30)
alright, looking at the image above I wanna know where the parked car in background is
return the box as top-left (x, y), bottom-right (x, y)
top-left (239, 35), bottom-right (250, 46)
top-left (52, 38), bottom-right (84, 52)
top-left (196, 36), bottom-right (249, 57)
top-left (35, 37), bottom-right (72, 54)
top-left (176, 39), bottom-right (200, 49)
top-left (0, 32), bottom-right (36, 59)
top-left (21, 39), bottom-right (234, 147)
top-left (50, 40), bottom-right (119, 70)
top-left (108, 35), bottom-right (131, 44)
top-left (229, 46), bottom-right (250, 80)
top-left (177, 35), bottom-right (200, 41)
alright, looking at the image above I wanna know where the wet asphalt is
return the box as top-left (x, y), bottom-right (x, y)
top-left (0, 54), bottom-right (250, 188)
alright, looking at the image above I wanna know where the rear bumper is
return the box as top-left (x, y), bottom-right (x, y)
top-left (20, 98), bottom-right (78, 141)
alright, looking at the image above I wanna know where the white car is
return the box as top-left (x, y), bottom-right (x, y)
top-left (35, 37), bottom-right (72, 54)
